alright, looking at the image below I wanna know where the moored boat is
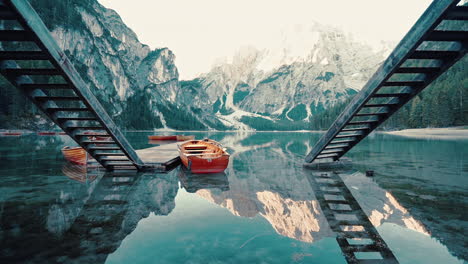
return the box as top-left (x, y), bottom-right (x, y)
top-left (1, 131), bottom-right (22, 136)
top-left (38, 131), bottom-right (56, 135)
top-left (179, 139), bottom-right (229, 174)
top-left (83, 131), bottom-right (109, 141)
top-left (62, 146), bottom-right (87, 165)
top-left (176, 135), bottom-right (195, 141)
top-left (148, 135), bottom-right (177, 140)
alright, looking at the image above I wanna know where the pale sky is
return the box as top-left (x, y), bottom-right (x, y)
top-left (98, 0), bottom-right (433, 80)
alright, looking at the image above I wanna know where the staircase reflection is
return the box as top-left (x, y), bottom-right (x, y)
top-left (306, 169), bottom-right (399, 263)
top-left (190, 134), bottom-right (435, 263)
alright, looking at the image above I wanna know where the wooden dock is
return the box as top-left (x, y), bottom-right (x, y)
top-left (136, 142), bottom-right (181, 171)
top-left (87, 142), bottom-right (181, 171)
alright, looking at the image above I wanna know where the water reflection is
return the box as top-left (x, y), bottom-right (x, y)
top-left (0, 170), bottom-right (178, 263)
top-left (178, 167), bottom-right (229, 193)
top-left (0, 132), bottom-right (466, 263)
top-left (62, 163), bottom-right (103, 183)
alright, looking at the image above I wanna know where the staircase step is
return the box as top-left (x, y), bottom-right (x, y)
top-left (66, 126), bottom-right (104, 130)
top-left (348, 120), bottom-right (379, 125)
top-left (35, 96), bottom-right (81, 101)
top-left (1, 68), bottom-right (61, 76)
top-left (354, 112), bottom-right (387, 117)
top-left (316, 153), bottom-right (340, 159)
top-left (88, 146), bottom-right (120, 151)
top-left (383, 81), bottom-right (425, 87)
top-left (21, 83), bottom-right (71, 90)
top-left (363, 103), bottom-right (398, 108)
top-left (0, 30), bottom-right (33, 41)
top-left (57, 117), bottom-right (97, 121)
top-left (100, 158), bottom-right (130, 162)
top-left (372, 93), bottom-right (410, 98)
top-left (94, 153), bottom-right (125, 157)
top-left (330, 140), bottom-right (355, 144)
top-left (335, 134), bottom-right (362, 139)
top-left (0, 51), bottom-right (48, 60)
top-left (445, 6), bottom-right (468, 20)
top-left (321, 149), bottom-right (344, 154)
top-left (408, 50), bottom-right (459, 60)
top-left (341, 127), bottom-right (369, 132)
top-left (337, 231), bottom-right (371, 239)
top-left (81, 140), bottom-right (116, 145)
top-left (395, 67), bottom-right (440, 74)
top-left (346, 244), bottom-right (380, 252)
top-left (105, 162), bottom-right (135, 166)
top-left (75, 133), bottom-right (109, 137)
top-left (0, 8), bottom-right (15, 20)
top-left (46, 107), bottom-right (90, 112)
top-left (325, 144), bottom-right (349, 149)
top-left (426, 30), bottom-right (468, 42)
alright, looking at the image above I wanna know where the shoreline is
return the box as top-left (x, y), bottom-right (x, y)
top-left (379, 127), bottom-right (468, 140)
top-left (3, 127), bottom-right (468, 140)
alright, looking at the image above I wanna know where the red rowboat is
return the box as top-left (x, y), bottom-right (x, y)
top-left (176, 135), bottom-right (195, 141)
top-left (38, 131), bottom-right (56, 135)
top-left (179, 139), bottom-right (229, 174)
top-left (1, 132), bottom-right (22, 136)
top-left (62, 146), bottom-right (87, 165)
top-left (83, 131), bottom-right (109, 141)
top-left (148, 135), bottom-right (177, 140)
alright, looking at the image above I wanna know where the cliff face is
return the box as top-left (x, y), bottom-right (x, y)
top-left (27, 0), bottom-right (206, 130)
top-left (178, 27), bottom-right (390, 130)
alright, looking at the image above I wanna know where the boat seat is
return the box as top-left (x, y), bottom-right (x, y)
top-left (185, 153), bottom-right (219, 157)
top-left (184, 145), bottom-right (207, 149)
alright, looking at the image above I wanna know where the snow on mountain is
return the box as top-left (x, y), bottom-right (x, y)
top-left (178, 24), bottom-right (390, 130)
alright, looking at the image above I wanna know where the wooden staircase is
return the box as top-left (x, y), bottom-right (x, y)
top-left (305, 0), bottom-right (467, 164)
top-left (0, 0), bottom-right (144, 170)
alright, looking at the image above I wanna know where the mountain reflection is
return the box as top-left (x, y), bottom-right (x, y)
top-left (0, 132), bottom-right (463, 263)
top-left (0, 171), bottom-right (178, 264)
top-left (192, 132), bottom-right (428, 245)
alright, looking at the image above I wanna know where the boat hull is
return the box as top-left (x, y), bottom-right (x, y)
top-left (181, 154), bottom-right (229, 174)
top-left (148, 135), bottom-right (177, 140)
top-left (38, 132), bottom-right (56, 135)
top-left (176, 135), bottom-right (195, 141)
top-left (179, 139), bottom-right (229, 174)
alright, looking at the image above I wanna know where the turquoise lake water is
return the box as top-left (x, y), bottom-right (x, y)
top-left (0, 131), bottom-right (466, 264)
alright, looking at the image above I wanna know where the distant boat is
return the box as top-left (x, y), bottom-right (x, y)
top-left (62, 146), bottom-right (87, 165)
top-left (38, 131), bottom-right (56, 135)
top-left (176, 135), bottom-right (195, 141)
top-left (179, 139), bottom-right (229, 174)
top-left (1, 132), bottom-right (22, 136)
top-left (148, 135), bottom-right (177, 140)
top-left (83, 131), bottom-right (109, 141)
top-left (148, 135), bottom-right (195, 141)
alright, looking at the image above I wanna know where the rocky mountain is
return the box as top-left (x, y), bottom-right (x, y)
top-left (178, 27), bottom-right (390, 130)
top-left (0, 0), bottom-right (210, 130)
top-left (1, 0), bottom-right (389, 131)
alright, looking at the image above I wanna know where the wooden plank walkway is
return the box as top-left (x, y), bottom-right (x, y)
top-left (87, 142), bottom-right (181, 171)
top-left (136, 142), bottom-right (181, 171)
